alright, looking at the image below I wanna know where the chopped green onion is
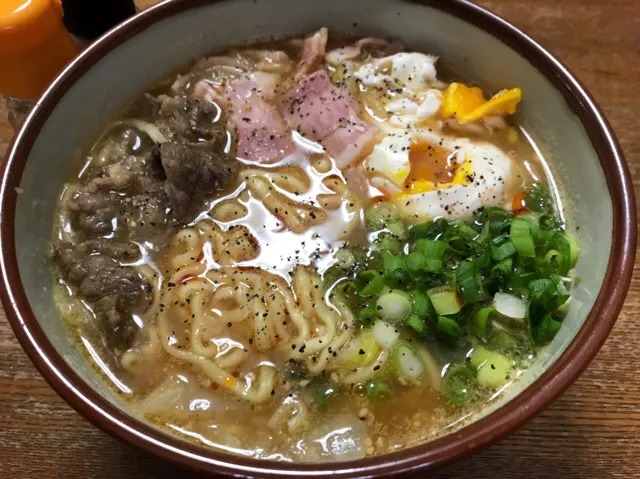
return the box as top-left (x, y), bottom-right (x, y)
top-left (508, 272), bottom-right (536, 296)
top-left (407, 313), bottom-right (426, 334)
top-left (474, 222), bottom-right (491, 245)
top-left (534, 228), bottom-right (555, 246)
top-left (542, 249), bottom-right (562, 273)
top-left (536, 313), bottom-right (562, 345)
top-left (408, 221), bottom-right (435, 239)
top-left (326, 184), bottom-right (576, 375)
top-left (334, 248), bottom-right (355, 269)
top-left (510, 218), bottom-right (536, 257)
top-left (470, 306), bottom-right (494, 337)
top-left (376, 290), bottom-right (413, 324)
top-left (523, 183), bottom-right (552, 214)
top-left (338, 280), bottom-right (357, 294)
top-left (529, 277), bottom-right (569, 311)
top-left (340, 331), bottom-right (380, 369)
top-left (491, 257), bottom-right (513, 277)
top-left (357, 305), bottom-right (378, 325)
top-left (456, 260), bottom-right (486, 304)
top-left (413, 291), bottom-right (433, 319)
top-left (408, 219), bottom-right (450, 240)
top-left (478, 207), bottom-right (515, 236)
top-left (567, 236), bottom-right (580, 268)
top-left (437, 315), bottom-right (461, 338)
top-left (471, 347), bottom-right (513, 388)
top-left (405, 252), bottom-right (426, 272)
top-left (519, 214), bottom-right (539, 235)
top-left (424, 257), bottom-right (444, 273)
top-left (428, 286), bottom-right (463, 315)
top-left (382, 251), bottom-right (404, 275)
top-left (364, 379), bottom-right (393, 400)
top-left (387, 268), bottom-right (410, 285)
top-left (528, 278), bottom-right (553, 300)
top-left (491, 240), bottom-right (517, 261)
top-left (442, 363), bottom-right (477, 405)
top-left (372, 320), bottom-right (400, 349)
top-left (392, 341), bottom-right (424, 381)
top-left (488, 329), bottom-right (518, 349)
top-left (550, 233), bottom-right (572, 275)
top-left (456, 221), bottom-right (479, 239)
top-left (553, 297), bottom-right (573, 319)
top-left (493, 292), bottom-right (527, 319)
top-left (478, 206), bottom-right (515, 223)
top-left (476, 248), bottom-right (492, 269)
top-left (387, 221), bottom-right (407, 238)
top-left (364, 202), bottom-right (398, 230)
top-left (358, 270), bottom-right (384, 297)
top-left (414, 239), bottom-right (447, 259)
top-left (469, 345), bottom-right (492, 368)
top-left (375, 232), bottom-right (404, 255)
top-left (313, 383), bottom-right (336, 408)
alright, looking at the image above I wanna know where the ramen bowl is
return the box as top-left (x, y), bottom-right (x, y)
top-left (0, 0), bottom-right (635, 476)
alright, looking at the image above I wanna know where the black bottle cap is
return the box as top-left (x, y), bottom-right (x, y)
top-left (61, 0), bottom-right (137, 41)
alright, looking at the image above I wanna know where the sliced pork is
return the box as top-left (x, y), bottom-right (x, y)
top-left (280, 70), bottom-right (378, 168)
top-left (325, 37), bottom-right (403, 66)
top-left (227, 78), bottom-right (295, 163)
top-left (293, 27), bottom-right (328, 83)
top-left (192, 29), bottom-right (378, 168)
top-left (323, 123), bottom-right (378, 169)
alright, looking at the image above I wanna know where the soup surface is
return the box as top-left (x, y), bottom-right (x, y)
top-left (52, 30), bottom-right (578, 462)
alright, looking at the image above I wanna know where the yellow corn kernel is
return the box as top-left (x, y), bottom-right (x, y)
top-left (507, 127), bottom-right (519, 144)
top-left (223, 376), bottom-right (237, 389)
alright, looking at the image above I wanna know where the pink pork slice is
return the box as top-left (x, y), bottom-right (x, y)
top-left (280, 70), bottom-right (377, 168)
top-left (323, 123), bottom-right (378, 169)
top-left (227, 78), bottom-right (295, 164)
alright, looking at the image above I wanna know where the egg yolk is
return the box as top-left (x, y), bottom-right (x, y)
top-left (439, 82), bottom-right (522, 124)
top-left (397, 142), bottom-right (472, 197)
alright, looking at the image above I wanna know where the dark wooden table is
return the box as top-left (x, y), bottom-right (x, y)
top-left (1, 1), bottom-right (639, 477)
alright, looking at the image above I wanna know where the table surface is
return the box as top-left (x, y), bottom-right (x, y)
top-left (1, 0), bottom-right (639, 478)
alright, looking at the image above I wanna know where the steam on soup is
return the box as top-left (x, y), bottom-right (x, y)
top-left (52, 29), bottom-right (579, 462)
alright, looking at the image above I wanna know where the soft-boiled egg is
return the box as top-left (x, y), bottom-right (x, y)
top-left (395, 136), bottom-right (514, 221)
top-left (366, 131), bottom-right (514, 222)
top-left (354, 53), bottom-right (518, 222)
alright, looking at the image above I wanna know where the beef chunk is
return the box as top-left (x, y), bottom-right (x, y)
top-left (55, 91), bottom-right (239, 348)
top-left (67, 147), bottom-right (172, 241)
top-left (157, 96), bottom-right (222, 143)
top-left (160, 142), bottom-right (238, 220)
top-left (67, 95), bottom-right (238, 237)
top-left (53, 240), bottom-right (151, 348)
top-left (70, 191), bottom-right (121, 237)
top-left (154, 95), bottom-right (239, 220)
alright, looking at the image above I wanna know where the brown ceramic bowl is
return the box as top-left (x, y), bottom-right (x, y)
top-left (0, 0), bottom-right (636, 476)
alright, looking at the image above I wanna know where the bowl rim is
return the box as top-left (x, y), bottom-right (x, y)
top-left (0, 0), bottom-right (636, 476)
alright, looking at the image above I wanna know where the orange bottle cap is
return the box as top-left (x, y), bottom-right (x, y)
top-left (0, 0), bottom-right (78, 99)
